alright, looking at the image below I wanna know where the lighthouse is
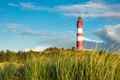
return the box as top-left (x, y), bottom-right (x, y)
top-left (76, 17), bottom-right (83, 50)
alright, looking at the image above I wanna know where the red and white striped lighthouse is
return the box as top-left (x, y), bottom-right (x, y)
top-left (76, 17), bottom-right (83, 50)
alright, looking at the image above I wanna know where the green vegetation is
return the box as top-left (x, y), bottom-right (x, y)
top-left (0, 49), bottom-right (120, 80)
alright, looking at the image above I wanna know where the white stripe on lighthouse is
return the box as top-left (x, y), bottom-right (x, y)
top-left (77, 28), bottom-right (82, 33)
top-left (77, 36), bottom-right (83, 41)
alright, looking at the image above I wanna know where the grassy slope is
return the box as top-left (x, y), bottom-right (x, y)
top-left (0, 50), bottom-right (120, 80)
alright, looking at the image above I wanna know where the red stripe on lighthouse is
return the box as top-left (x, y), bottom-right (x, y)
top-left (77, 33), bottom-right (82, 36)
top-left (77, 21), bottom-right (82, 28)
top-left (77, 41), bottom-right (83, 50)
top-left (76, 17), bottom-right (83, 50)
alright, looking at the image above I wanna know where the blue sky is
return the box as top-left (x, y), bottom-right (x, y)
top-left (0, 0), bottom-right (120, 51)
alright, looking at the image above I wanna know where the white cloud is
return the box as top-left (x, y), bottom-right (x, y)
top-left (56, 2), bottom-right (120, 18)
top-left (83, 37), bottom-right (103, 43)
top-left (8, 3), bottom-right (19, 6)
top-left (94, 24), bottom-right (120, 50)
top-left (0, 30), bottom-right (12, 33)
top-left (0, 23), bottom-right (20, 33)
top-left (20, 30), bottom-right (42, 36)
top-left (20, 30), bottom-right (74, 38)
top-left (20, 3), bottom-right (43, 10)
top-left (8, 2), bottom-right (46, 11)
top-left (24, 46), bottom-right (47, 52)
top-left (6, 23), bottom-right (18, 29)
top-left (94, 24), bottom-right (120, 43)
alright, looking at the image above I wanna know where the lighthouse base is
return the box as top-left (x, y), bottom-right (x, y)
top-left (76, 47), bottom-right (83, 50)
top-left (76, 41), bottom-right (83, 50)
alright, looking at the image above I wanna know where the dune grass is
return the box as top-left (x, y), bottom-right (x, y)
top-left (0, 50), bottom-right (120, 80)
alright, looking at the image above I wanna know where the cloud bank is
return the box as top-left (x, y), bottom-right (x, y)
top-left (94, 24), bottom-right (120, 51)
top-left (0, 23), bottom-right (20, 33)
top-left (56, 2), bottom-right (120, 18)
top-left (21, 25), bottom-right (120, 51)
top-left (8, 2), bottom-right (120, 18)
top-left (2, 23), bottom-right (120, 51)
top-left (24, 46), bottom-right (47, 52)
top-left (8, 2), bottom-right (47, 11)
top-left (20, 30), bottom-right (76, 48)
top-left (20, 29), bottom-right (103, 49)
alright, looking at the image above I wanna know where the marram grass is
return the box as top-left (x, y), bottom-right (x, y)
top-left (0, 50), bottom-right (120, 80)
